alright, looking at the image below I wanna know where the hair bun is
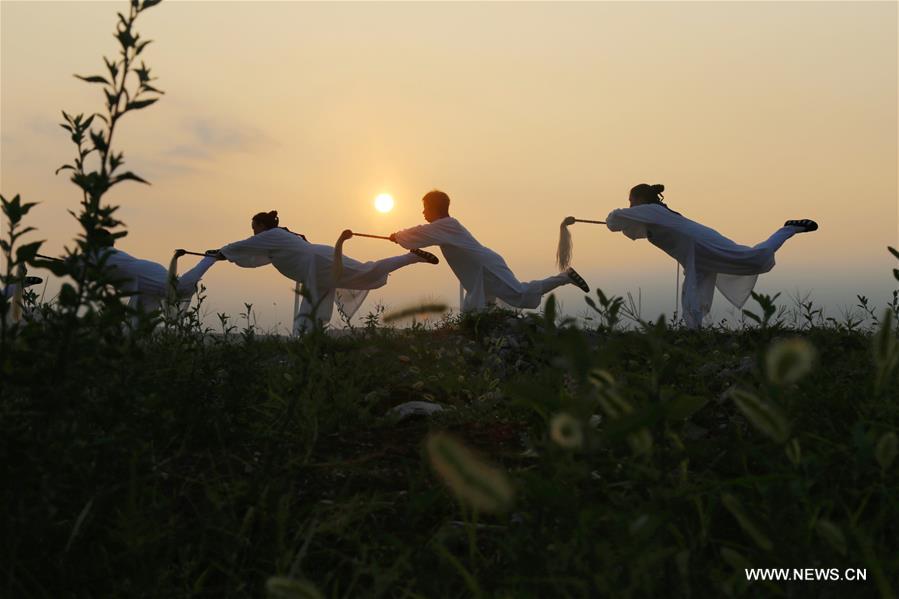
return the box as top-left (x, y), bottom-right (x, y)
top-left (652, 184), bottom-right (665, 194)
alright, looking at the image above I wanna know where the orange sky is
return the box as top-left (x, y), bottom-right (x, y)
top-left (2, 1), bottom-right (896, 331)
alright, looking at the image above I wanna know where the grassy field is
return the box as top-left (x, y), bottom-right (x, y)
top-left (2, 295), bottom-right (897, 598)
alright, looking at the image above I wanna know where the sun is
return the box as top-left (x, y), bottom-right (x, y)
top-left (374, 193), bottom-right (395, 213)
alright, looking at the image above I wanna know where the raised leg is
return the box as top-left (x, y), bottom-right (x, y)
top-left (176, 256), bottom-right (218, 297)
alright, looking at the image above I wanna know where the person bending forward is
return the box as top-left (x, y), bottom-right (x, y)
top-left (218, 211), bottom-right (438, 334)
top-left (390, 190), bottom-right (590, 312)
top-left (606, 183), bottom-right (818, 329)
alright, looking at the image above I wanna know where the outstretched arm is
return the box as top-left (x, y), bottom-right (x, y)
top-left (605, 207), bottom-right (653, 240)
top-left (219, 233), bottom-right (276, 268)
top-left (391, 221), bottom-right (449, 250)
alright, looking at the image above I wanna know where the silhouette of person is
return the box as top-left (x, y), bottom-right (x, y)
top-left (389, 190), bottom-right (590, 311)
top-left (607, 183), bottom-right (817, 328)
top-left (216, 210), bottom-right (438, 334)
top-left (90, 228), bottom-right (218, 315)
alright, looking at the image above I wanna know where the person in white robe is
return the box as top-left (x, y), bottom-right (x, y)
top-left (216, 211), bottom-right (438, 334)
top-left (390, 190), bottom-right (590, 312)
top-left (606, 183), bottom-right (818, 329)
top-left (91, 229), bottom-right (219, 315)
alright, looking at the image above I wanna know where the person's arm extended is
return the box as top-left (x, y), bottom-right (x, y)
top-left (391, 221), bottom-right (448, 249)
top-left (219, 231), bottom-right (277, 268)
top-left (605, 207), bottom-right (652, 240)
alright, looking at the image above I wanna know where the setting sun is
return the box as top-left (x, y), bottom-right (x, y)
top-left (374, 193), bottom-right (395, 213)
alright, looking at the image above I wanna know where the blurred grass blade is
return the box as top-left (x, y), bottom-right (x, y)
top-left (427, 432), bottom-right (514, 514)
top-left (64, 498), bottom-right (94, 553)
top-left (875, 432), bottom-right (897, 471)
top-left (815, 519), bottom-right (847, 556)
top-left (383, 302), bottom-right (448, 324)
top-left (265, 577), bottom-right (323, 599)
top-left (729, 388), bottom-right (790, 444)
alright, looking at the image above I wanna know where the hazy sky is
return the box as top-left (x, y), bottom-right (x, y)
top-left (2, 1), bottom-right (897, 331)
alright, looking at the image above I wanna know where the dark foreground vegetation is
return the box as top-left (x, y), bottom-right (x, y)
top-left (2, 292), bottom-right (899, 598)
top-left (1, 1), bottom-right (897, 597)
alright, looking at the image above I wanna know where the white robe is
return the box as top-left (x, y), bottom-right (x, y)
top-left (393, 217), bottom-right (569, 311)
top-left (220, 227), bottom-right (420, 334)
top-left (606, 204), bottom-right (799, 328)
top-left (102, 248), bottom-right (218, 313)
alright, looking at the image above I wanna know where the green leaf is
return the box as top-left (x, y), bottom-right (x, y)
top-left (116, 28), bottom-right (135, 50)
top-left (141, 0), bottom-right (163, 11)
top-left (75, 74), bottom-right (111, 85)
top-left (90, 130), bottom-right (108, 154)
top-left (104, 89), bottom-right (118, 110)
top-left (126, 98), bottom-right (159, 111)
top-left (104, 56), bottom-right (119, 80)
top-left (140, 84), bottom-right (164, 95)
top-left (135, 39), bottom-right (153, 55)
top-left (427, 432), bottom-right (514, 513)
top-left (112, 171), bottom-right (150, 186)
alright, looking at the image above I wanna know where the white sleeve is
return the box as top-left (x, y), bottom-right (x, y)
top-left (393, 222), bottom-right (449, 250)
top-left (606, 208), bottom-right (650, 240)
top-left (220, 231), bottom-right (277, 268)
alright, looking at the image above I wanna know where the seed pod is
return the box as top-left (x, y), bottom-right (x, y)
top-left (729, 388), bottom-right (791, 444)
top-left (550, 413), bottom-right (583, 449)
top-left (765, 337), bottom-right (815, 385)
top-left (426, 432), bottom-right (514, 513)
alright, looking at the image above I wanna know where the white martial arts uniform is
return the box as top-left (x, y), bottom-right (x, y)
top-left (219, 227), bottom-right (423, 334)
top-left (101, 248), bottom-right (218, 313)
top-left (606, 204), bottom-right (800, 328)
top-left (393, 216), bottom-right (570, 311)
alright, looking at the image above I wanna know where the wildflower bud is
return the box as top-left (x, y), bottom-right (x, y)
top-left (550, 413), bottom-right (583, 449)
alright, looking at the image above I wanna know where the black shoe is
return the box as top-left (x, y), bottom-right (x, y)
top-left (410, 248), bottom-right (439, 265)
top-left (566, 267), bottom-right (590, 293)
top-left (24, 276), bottom-right (43, 287)
top-left (784, 219), bottom-right (818, 232)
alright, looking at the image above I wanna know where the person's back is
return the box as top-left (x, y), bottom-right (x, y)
top-left (101, 248), bottom-right (169, 297)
